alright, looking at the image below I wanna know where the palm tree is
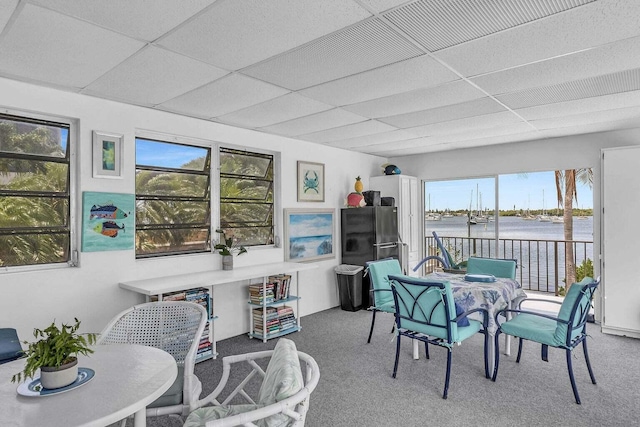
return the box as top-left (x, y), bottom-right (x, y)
top-left (554, 168), bottom-right (593, 291)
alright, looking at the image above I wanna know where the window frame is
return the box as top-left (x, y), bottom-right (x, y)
top-left (134, 133), bottom-right (212, 259)
top-left (216, 144), bottom-right (279, 250)
top-left (0, 108), bottom-right (77, 272)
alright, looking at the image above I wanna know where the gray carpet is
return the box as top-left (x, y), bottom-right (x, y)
top-left (143, 307), bottom-right (639, 427)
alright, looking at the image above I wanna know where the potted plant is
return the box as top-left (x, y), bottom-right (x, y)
top-left (12, 318), bottom-right (96, 389)
top-left (214, 228), bottom-right (247, 270)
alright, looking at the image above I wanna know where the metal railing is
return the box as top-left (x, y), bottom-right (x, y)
top-left (424, 235), bottom-right (594, 295)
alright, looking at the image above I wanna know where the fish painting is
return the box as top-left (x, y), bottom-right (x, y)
top-left (93, 221), bottom-right (125, 238)
top-left (89, 203), bottom-right (128, 220)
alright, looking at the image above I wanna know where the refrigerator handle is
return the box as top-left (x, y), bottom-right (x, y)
top-left (374, 243), bottom-right (398, 249)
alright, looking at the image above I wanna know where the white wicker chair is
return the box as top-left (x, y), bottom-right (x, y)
top-left (97, 301), bottom-right (208, 422)
top-left (184, 338), bottom-right (320, 427)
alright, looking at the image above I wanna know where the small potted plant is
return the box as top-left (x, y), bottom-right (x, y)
top-left (214, 228), bottom-right (247, 270)
top-left (12, 318), bottom-right (96, 389)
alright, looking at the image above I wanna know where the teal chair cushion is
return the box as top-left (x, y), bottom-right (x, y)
top-left (499, 313), bottom-right (560, 347)
top-left (367, 259), bottom-right (402, 307)
top-left (554, 277), bottom-right (593, 344)
top-left (377, 300), bottom-right (396, 314)
top-left (147, 366), bottom-right (184, 408)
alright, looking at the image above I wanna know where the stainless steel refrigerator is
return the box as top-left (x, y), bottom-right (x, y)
top-left (340, 206), bottom-right (400, 308)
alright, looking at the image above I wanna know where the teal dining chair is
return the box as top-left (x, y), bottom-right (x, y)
top-left (388, 274), bottom-right (489, 399)
top-left (364, 258), bottom-right (402, 343)
top-left (413, 231), bottom-right (466, 273)
top-left (465, 257), bottom-right (517, 279)
top-left (492, 277), bottom-right (600, 404)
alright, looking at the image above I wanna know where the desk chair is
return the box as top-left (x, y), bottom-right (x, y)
top-left (466, 257), bottom-right (517, 279)
top-left (0, 328), bottom-right (23, 364)
top-left (492, 277), bottom-right (600, 404)
top-left (98, 301), bottom-right (208, 421)
top-left (364, 258), bottom-right (402, 343)
top-left (388, 274), bottom-right (489, 399)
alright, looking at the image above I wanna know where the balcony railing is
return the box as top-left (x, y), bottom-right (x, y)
top-left (424, 235), bottom-right (594, 295)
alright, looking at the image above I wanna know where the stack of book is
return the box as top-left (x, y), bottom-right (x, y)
top-left (277, 305), bottom-right (296, 331)
top-left (249, 283), bottom-right (275, 305)
top-left (150, 287), bottom-right (212, 319)
top-left (196, 322), bottom-right (212, 361)
top-left (253, 307), bottom-right (280, 335)
top-left (268, 274), bottom-right (292, 300)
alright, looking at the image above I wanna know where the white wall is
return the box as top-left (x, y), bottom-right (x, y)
top-left (0, 77), bottom-right (386, 341)
top-left (390, 129), bottom-right (640, 322)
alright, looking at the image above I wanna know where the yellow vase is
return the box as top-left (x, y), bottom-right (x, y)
top-left (354, 176), bottom-right (363, 193)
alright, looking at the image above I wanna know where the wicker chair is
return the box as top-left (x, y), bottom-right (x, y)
top-left (184, 338), bottom-right (320, 427)
top-left (97, 301), bottom-right (208, 421)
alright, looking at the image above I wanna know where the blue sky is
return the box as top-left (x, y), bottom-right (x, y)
top-left (136, 138), bottom-right (207, 168)
top-left (425, 170), bottom-right (593, 211)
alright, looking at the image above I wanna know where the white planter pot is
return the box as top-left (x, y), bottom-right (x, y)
top-left (222, 255), bottom-right (233, 270)
top-left (40, 358), bottom-right (78, 389)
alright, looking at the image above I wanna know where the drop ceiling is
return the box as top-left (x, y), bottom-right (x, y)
top-left (1, 0), bottom-right (639, 157)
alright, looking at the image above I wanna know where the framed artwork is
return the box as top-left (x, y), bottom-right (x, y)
top-left (81, 191), bottom-right (134, 252)
top-left (284, 208), bottom-right (335, 262)
top-left (92, 130), bottom-right (123, 178)
top-left (297, 161), bottom-right (324, 202)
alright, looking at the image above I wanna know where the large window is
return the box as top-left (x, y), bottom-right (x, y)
top-left (135, 138), bottom-right (211, 257)
top-left (0, 113), bottom-right (72, 268)
top-left (219, 147), bottom-right (274, 246)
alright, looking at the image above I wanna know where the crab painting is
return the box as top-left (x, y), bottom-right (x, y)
top-left (303, 170), bottom-right (320, 194)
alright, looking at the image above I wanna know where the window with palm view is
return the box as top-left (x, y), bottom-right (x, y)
top-left (0, 113), bottom-right (72, 268)
top-left (135, 138), bottom-right (211, 257)
top-left (219, 147), bottom-right (274, 247)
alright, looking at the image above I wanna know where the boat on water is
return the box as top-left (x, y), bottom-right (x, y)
top-left (551, 216), bottom-right (564, 223)
top-left (538, 214), bottom-right (551, 222)
top-left (426, 212), bottom-right (441, 221)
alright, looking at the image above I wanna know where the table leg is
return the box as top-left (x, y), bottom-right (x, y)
top-left (412, 339), bottom-right (419, 359)
top-left (134, 409), bottom-right (146, 427)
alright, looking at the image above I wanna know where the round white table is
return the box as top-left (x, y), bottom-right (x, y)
top-left (0, 343), bottom-right (177, 427)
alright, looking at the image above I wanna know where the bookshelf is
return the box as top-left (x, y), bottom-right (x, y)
top-left (248, 274), bottom-right (300, 342)
top-left (119, 262), bottom-right (317, 360)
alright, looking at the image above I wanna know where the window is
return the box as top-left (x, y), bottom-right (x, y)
top-left (219, 147), bottom-right (274, 246)
top-left (0, 113), bottom-right (72, 268)
top-left (135, 138), bottom-right (211, 257)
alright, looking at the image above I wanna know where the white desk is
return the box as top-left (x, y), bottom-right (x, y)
top-left (0, 344), bottom-right (177, 427)
top-left (119, 262), bottom-right (318, 350)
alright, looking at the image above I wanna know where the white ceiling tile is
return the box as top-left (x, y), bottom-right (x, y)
top-left (299, 55), bottom-right (459, 106)
top-left (28, 0), bottom-right (217, 41)
top-left (405, 111), bottom-right (526, 137)
top-left (324, 129), bottom-right (416, 148)
top-left (0, 1), bottom-right (18, 32)
top-left (0, 4), bottom-right (144, 88)
top-left (384, 0), bottom-right (596, 52)
top-left (435, 0), bottom-right (640, 77)
top-left (379, 97), bottom-right (507, 128)
top-left (242, 18), bottom-right (423, 90)
top-left (260, 108), bottom-right (367, 137)
top-left (472, 37), bottom-right (640, 96)
top-left (497, 68), bottom-right (640, 109)
top-left (516, 91), bottom-right (640, 121)
top-left (159, 0), bottom-right (371, 70)
top-left (358, 0), bottom-right (409, 13)
top-left (299, 120), bottom-right (396, 143)
top-left (159, 74), bottom-right (289, 118)
top-left (216, 93), bottom-right (333, 128)
top-left (343, 80), bottom-right (485, 118)
top-left (530, 105), bottom-right (640, 130)
top-left (84, 46), bottom-right (228, 105)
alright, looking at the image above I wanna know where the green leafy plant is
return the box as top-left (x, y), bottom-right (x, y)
top-left (12, 318), bottom-right (97, 383)
top-left (576, 258), bottom-right (594, 282)
top-left (214, 229), bottom-right (247, 256)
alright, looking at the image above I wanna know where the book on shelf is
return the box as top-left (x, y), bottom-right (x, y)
top-left (150, 287), bottom-right (212, 318)
top-left (268, 274), bottom-right (292, 300)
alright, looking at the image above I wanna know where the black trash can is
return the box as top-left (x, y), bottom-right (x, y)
top-left (335, 265), bottom-right (364, 311)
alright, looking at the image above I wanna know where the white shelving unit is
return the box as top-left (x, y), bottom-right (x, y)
top-left (119, 262), bottom-right (317, 360)
top-left (248, 274), bottom-right (300, 342)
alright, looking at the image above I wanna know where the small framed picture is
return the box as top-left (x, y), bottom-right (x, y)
top-left (92, 131), bottom-right (123, 179)
top-left (297, 161), bottom-right (324, 202)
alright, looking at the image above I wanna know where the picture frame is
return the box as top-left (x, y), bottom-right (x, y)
top-left (92, 130), bottom-right (123, 178)
top-left (284, 208), bottom-right (335, 262)
top-left (297, 161), bottom-right (324, 202)
top-left (81, 191), bottom-right (134, 252)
